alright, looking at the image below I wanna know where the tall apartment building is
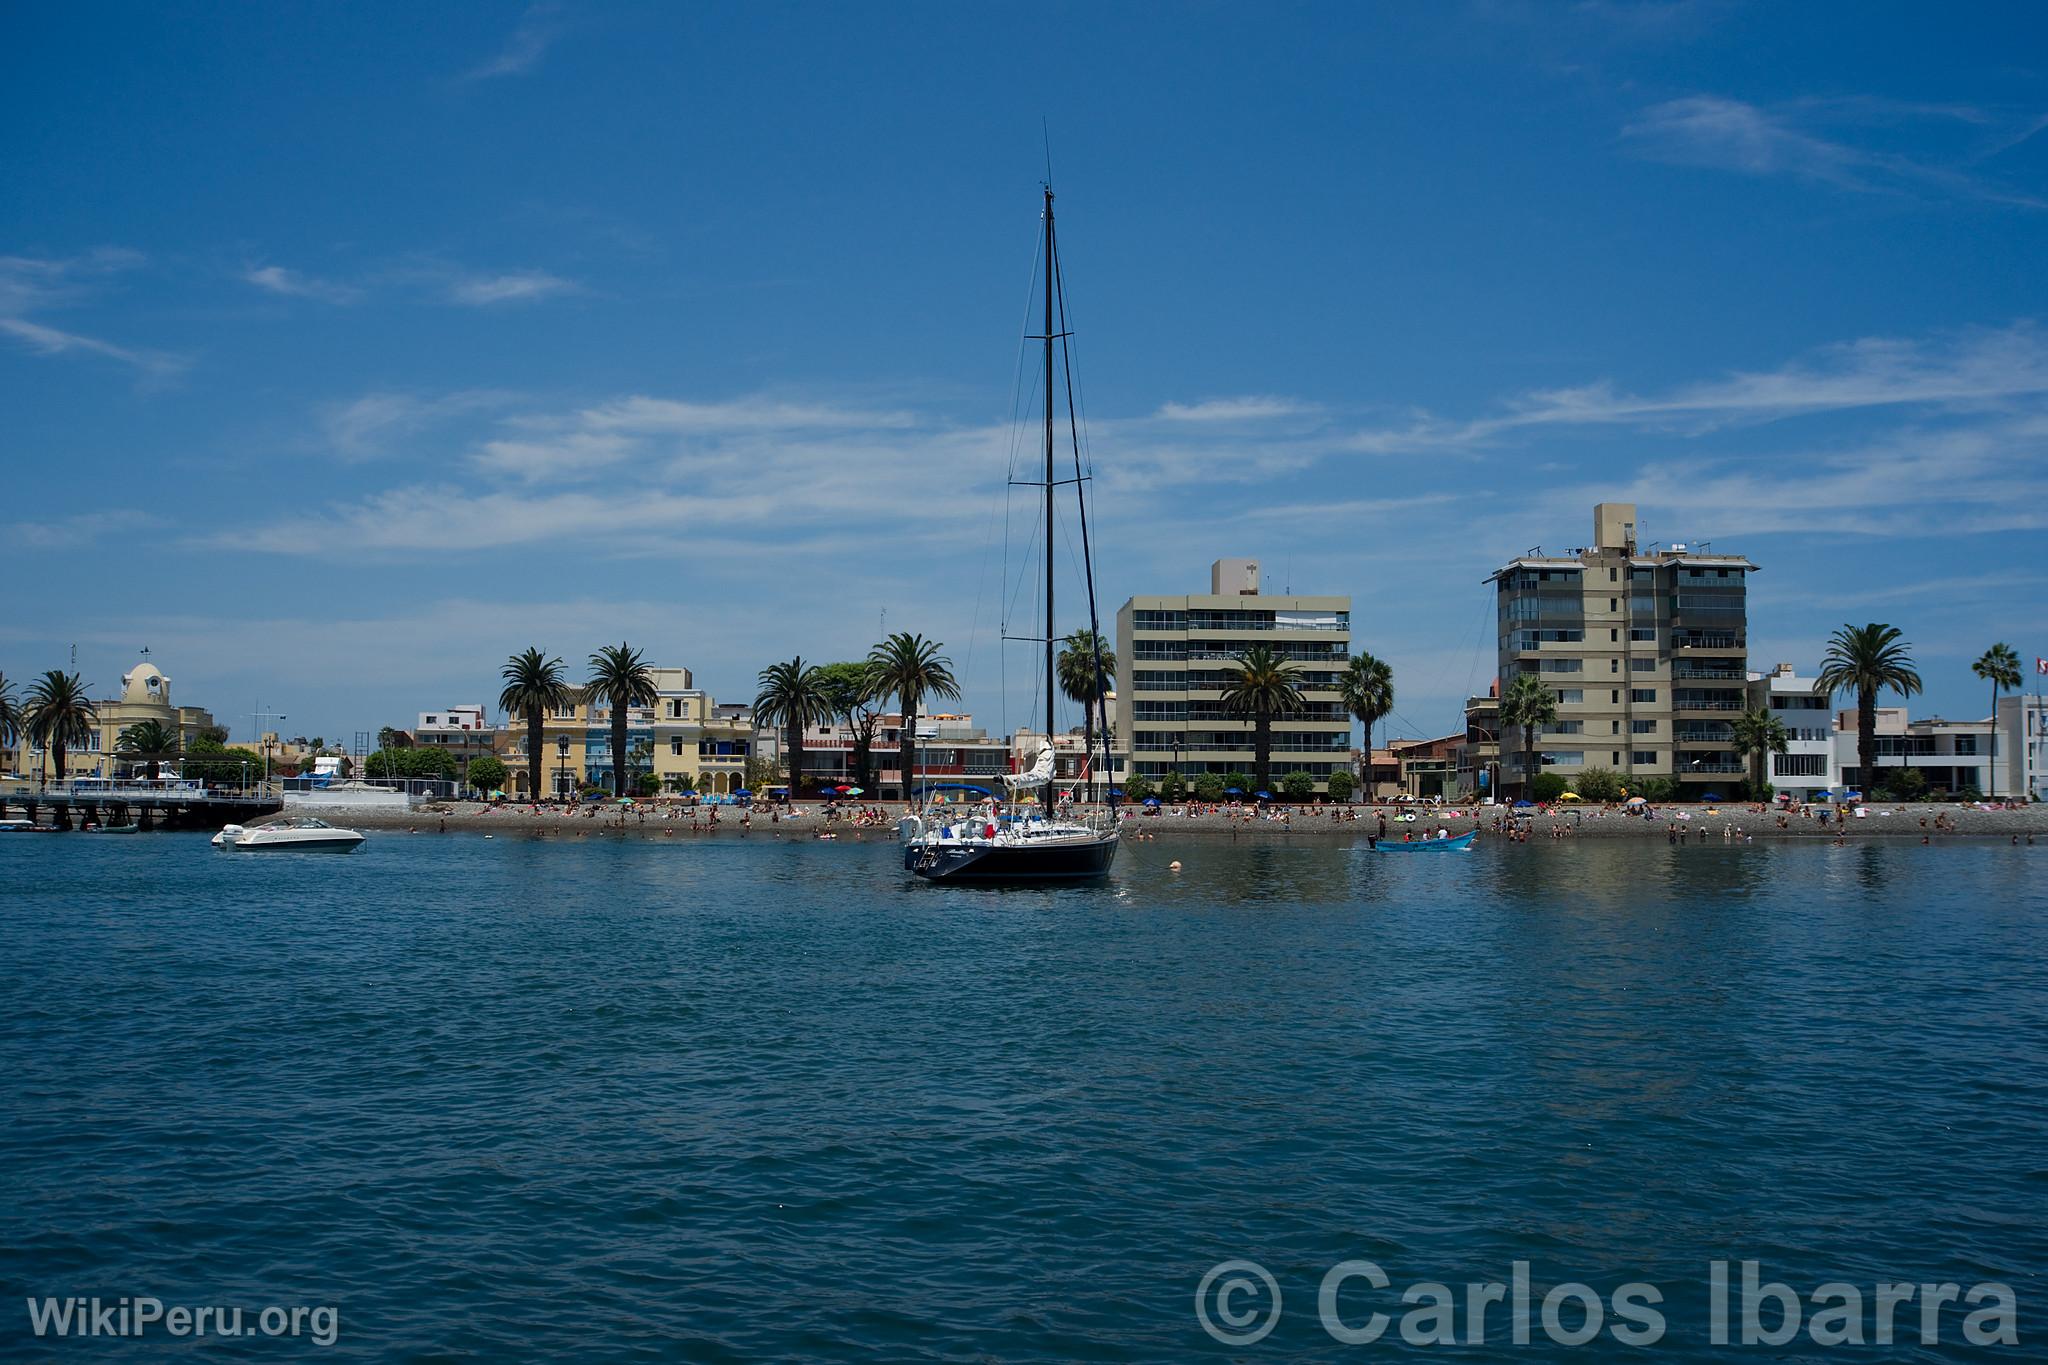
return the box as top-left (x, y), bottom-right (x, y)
top-left (1114, 558), bottom-right (1352, 792)
top-left (1487, 503), bottom-right (1757, 796)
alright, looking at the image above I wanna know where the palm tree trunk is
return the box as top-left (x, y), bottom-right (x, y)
top-left (528, 709), bottom-right (545, 799)
top-left (900, 732), bottom-right (915, 805)
top-left (1989, 681), bottom-right (1998, 798)
top-left (788, 719), bottom-right (803, 801)
top-left (53, 741), bottom-right (65, 786)
top-left (1857, 685), bottom-right (1877, 794)
top-left (1255, 714), bottom-right (1271, 794)
top-left (1525, 731), bottom-right (1537, 799)
top-left (612, 707), bottom-right (628, 798)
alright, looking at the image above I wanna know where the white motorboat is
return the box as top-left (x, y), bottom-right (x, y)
top-left (212, 815), bottom-right (366, 852)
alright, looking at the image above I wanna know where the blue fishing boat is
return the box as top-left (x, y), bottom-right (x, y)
top-left (1369, 831), bottom-right (1476, 853)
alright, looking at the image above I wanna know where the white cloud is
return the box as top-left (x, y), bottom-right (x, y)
top-left (1154, 396), bottom-right (1316, 422)
top-left (0, 249), bottom-right (180, 378)
top-left (1624, 95), bottom-right (2048, 209)
top-left (3, 509), bottom-right (156, 550)
top-left (320, 389), bottom-right (516, 460)
top-left (446, 270), bottom-right (577, 305)
top-left (243, 263), bottom-right (361, 304)
top-left (463, 3), bottom-right (562, 80)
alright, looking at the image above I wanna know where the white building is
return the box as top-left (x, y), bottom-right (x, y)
top-left (1747, 664), bottom-right (1836, 800)
top-left (1835, 708), bottom-right (1993, 797)
top-left (1995, 693), bottom-right (2048, 801)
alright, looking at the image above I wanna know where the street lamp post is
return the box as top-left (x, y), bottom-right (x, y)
top-left (555, 735), bottom-right (570, 800)
top-left (1170, 737), bottom-right (1182, 796)
top-left (252, 701), bottom-right (288, 789)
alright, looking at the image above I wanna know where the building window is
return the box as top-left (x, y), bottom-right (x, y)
top-left (1555, 689), bottom-right (1583, 704)
top-left (1775, 754), bottom-right (1827, 777)
top-left (1631, 689), bottom-right (1657, 703)
top-left (1630, 628), bottom-right (1656, 642)
top-left (1631, 751), bottom-right (1657, 766)
top-left (1540, 751), bottom-right (1584, 767)
top-left (1632, 719), bottom-right (1657, 734)
top-left (1630, 658), bottom-right (1656, 672)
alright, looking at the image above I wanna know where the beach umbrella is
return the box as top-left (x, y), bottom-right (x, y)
top-left (1225, 787), bottom-right (1244, 796)
top-left (489, 790), bottom-right (506, 799)
top-left (1624, 796), bottom-right (1647, 806)
top-left (1109, 787), bottom-right (1125, 796)
top-left (1700, 792), bottom-right (1722, 802)
top-left (1512, 799), bottom-right (1535, 808)
top-left (1254, 790), bottom-right (1272, 800)
top-left (843, 786), bottom-right (863, 796)
top-left (733, 789), bottom-right (751, 798)
top-left (1143, 797), bottom-right (1161, 807)
top-left (1559, 792), bottom-right (1582, 801)
top-left (833, 785), bottom-right (852, 793)
top-left (617, 797), bottom-right (634, 805)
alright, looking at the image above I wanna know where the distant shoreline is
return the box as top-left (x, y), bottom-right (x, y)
top-left (330, 801), bottom-right (2048, 843)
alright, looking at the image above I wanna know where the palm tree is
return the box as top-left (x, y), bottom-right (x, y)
top-left (866, 633), bottom-right (962, 802)
top-left (1057, 628), bottom-right (1115, 800)
top-left (1817, 623), bottom-right (1922, 797)
top-left (116, 719), bottom-right (181, 780)
top-left (499, 648), bottom-right (575, 800)
top-left (588, 642), bottom-right (659, 798)
top-left (1217, 644), bottom-right (1305, 796)
top-left (0, 672), bottom-right (20, 767)
top-left (25, 669), bottom-right (97, 787)
top-left (1498, 671), bottom-right (1559, 799)
top-left (1973, 642), bottom-right (2023, 798)
top-left (1730, 706), bottom-right (1790, 799)
top-left (755, 657), bottom-right (837, 801)
top-left (1339, 652), bottom-right (1396, 755)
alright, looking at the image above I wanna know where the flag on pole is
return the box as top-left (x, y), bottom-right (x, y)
top-left (2038, 656), bottom-right (2048, 675)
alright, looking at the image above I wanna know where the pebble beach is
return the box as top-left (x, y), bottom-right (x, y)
top-left (340, 799), bottom-right (2048, 842)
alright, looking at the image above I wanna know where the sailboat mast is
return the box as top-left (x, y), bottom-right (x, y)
top-left (1043, 186), bottom-right (1057, 754)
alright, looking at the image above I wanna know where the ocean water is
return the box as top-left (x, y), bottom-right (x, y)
top-left (2, 832), bottom-right (2043, 1361)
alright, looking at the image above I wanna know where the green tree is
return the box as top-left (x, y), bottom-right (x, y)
top-left (1817, 623), bottom-right (1922, 796)
top-left (1498, 671), bottom-right (1560, 799)
top-left (1338, 652), bottom-right (1395, 753)
top-left (182, 736), bottom-right (266, 787)
top-left (1530, 772), bottom-right (1569, 803)
top-left (1222, 770), bottom-right (1253, 797)
top-left (865, 633), bottom-right (961, 801)
top-left (1057, 627), bottom-right (1115, 799)
top-left (755, 657), bottom-right (836, 800)
top-left (1157, 769), bottom-right (1187, 802)
top-left (115, 719), bottom-right (181, 780)
top-left (1281, 769), bottom-right (1316, 798)
top-left (1881, 766), bottom-right (1928, 801)
top-left (1575, 766), bottom-right (1624, 803)
top-left (25, 670), bottom-right (97, 785)
top-left (1730, 707), bottom-right (1790, 802)
top-left (1217, 645), bottom-right (1305, 795)
top-left (0, 672), bottom-right (21, 762)
top-left (588, 642), bottom-right (659, 798)
top-left (1192, 773), bottom-right (1226, 803)
top-left (1324, 768), bottom-right (1356, 803)
top-left (467, 753), bottom-right (509, 794)
top-left (376, 725), bottom-right (407, 750)
top-left (816, 661), bottom-right (883, 792)
top-left (1973, 642), bottom-right (2023, 798)
top-left (500, 648), bottom-right (576, 799)
top-left (1122, 773), bottom-right (1155, 802)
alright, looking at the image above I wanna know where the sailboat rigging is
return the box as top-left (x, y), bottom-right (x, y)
top-left (901, 185), bottom-right (1120, 882)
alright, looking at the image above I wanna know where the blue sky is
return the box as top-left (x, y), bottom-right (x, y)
top-left (6, 0), bottom-right (2046, 745)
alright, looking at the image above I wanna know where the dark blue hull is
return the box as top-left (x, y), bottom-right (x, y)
top-left (905, 835), bottom-right (1118, 882)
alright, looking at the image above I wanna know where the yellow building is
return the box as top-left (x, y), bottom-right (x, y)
top-left (494, 665), bottom-right (754, 798)
top-left (9, 656), bottom-right (222, 781)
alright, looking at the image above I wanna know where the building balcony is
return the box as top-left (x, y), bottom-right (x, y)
top-left (1673, 634), bottom-right (1742, 650)
top-left (1673, 664), bottom-right (1744, 681)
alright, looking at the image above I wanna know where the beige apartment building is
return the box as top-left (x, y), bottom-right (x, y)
top-left (1114, 558), bottom-right (1352, 792)
top-left (1487, 502), bottom-right (1756, 797)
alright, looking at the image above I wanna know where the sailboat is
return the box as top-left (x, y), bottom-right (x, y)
top-left (902, 185), bottom-right (1120, 883)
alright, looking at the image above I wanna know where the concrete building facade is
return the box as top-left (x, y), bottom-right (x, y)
top-left (1488, 503), bottom-right (1756, 797)
top-left (1114, 558), bottom-right (1352, 793)
top-left (1747, 664), bottom-right (1835, 801)
top-left (1996, 692), bottom-right (2048, 801)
